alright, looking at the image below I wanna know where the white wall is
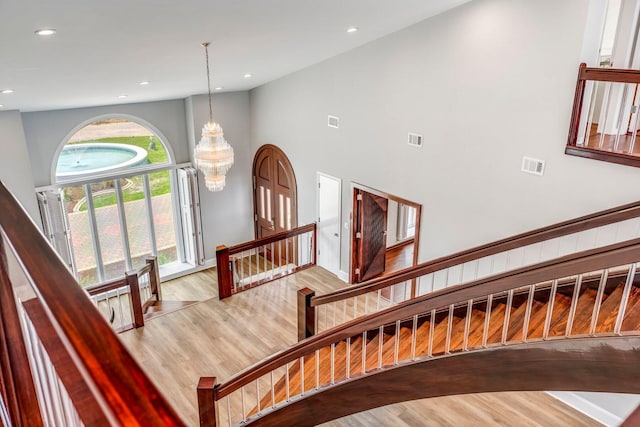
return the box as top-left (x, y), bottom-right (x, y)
top-left (249, 0), bottom-right (640, 274)
top-left (22, 99), bottom-right (190, 187)
top-left (185, 92), bottom-right (254, 260)
top-left (248, 0), bottom-right (640, 421)
top-left (20, 94), bottom-right (253, 261)
top-left (0, 110), bottom-right (40, 225)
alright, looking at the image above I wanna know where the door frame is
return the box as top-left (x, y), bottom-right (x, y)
top-left (349, 183), bottom-right (422, 285)
top-left (316, 172), bottom-right (342, 276)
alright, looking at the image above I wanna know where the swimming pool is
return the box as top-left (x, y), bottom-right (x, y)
top-left (56, 143), bottom-right (148, 180)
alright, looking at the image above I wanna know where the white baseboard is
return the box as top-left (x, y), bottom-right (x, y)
top-left (338, 270), bottom-right (349, 282)
top-left (547, 392), bottom-right (622, 426)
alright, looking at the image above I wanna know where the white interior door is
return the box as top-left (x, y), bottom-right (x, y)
top-left (317, 173), bottom-right (341, 276)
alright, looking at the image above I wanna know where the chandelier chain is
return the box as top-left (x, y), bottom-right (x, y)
top-left (202, 42), bottom-right (213, 123)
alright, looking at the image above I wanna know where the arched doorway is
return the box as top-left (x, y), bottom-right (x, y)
top-left (252, 145), bottom-right (298, 239)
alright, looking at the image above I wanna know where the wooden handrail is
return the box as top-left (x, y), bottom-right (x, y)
top-left (312, 198), bottom-right (640, 307)
top-left (228, 223), bottom-right (316, 254)
top-left (0, 238), bottom-right (43, 426)
top-left (85, 256), bottom-right (161, 331)
top-left (0, 181), bottom-right (185, 425)
top-left (215, 238), bottom-right (640, 399)
top-left (566, 63), bottom-right (640, 168)
top-left (217, 223), bottom-right (317, 300)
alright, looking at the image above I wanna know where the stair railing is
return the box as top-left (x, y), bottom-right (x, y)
top-left (0, 181), bottom-right (185, 426)
top-left (216, 223), bottom-right (316, 299)
top-left (566, 63), bottom-right (640, 168)
top-left (199, 238), bottom-right (640, 426)
top-left (301, 200), bottom-right (640, 337)
top-left (85, 255), bottom-right (162, 332)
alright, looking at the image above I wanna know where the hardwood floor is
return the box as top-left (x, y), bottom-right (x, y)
top-left (384, 241), bottom-right (414, 275)
top-left (584, 123), bottom-right (640, 156)
top-left (119, 266), bottom-right (602, 426)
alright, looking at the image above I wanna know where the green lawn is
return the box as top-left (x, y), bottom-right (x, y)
top-left (70, 136), bottom-right (172, 211)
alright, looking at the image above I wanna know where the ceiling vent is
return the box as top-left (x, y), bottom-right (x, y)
top-left (328, 115), bottom-right (339, 128)
top-left (521, 156), bottom-right (545, 176)
top-left (408, 133), bottom-right (423, 147)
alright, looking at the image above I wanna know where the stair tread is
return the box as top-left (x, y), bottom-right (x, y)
top-left (594, 284), bottom-right (625, 333)
top-left (466, 302), bottom-right (506, 348)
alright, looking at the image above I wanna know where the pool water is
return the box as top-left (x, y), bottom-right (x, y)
top-left (55, 143), bottom-right (149, 180)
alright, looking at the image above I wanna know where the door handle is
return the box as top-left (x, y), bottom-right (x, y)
top-left (333, 233), bottom-right (339, 237)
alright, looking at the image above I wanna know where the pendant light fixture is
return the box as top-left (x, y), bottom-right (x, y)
top-left (194, 42), bottom-right (234, 192)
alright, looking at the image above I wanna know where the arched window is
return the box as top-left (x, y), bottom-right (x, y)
top-left (39, 117), bottom-right (202, 286)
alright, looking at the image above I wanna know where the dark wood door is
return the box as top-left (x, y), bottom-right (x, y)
top-left (354, 190), bottom-right (388, 282)
top-left (253, 145), bottom-right (298, 263)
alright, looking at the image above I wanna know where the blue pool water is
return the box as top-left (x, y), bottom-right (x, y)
top-left (55, 143), bottom-right (148, 180)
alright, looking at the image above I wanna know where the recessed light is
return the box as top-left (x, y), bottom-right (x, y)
top-left (118, 94), bottom-right (128, 99)
top-left (214, 86), bottom-right (223, 91)
top-left (243, 73), bottom-right (252, 79)
top-left (0, 104), bottom-right (4, 108)
top-left (35, 29), bottom-right (56, 36)
top-left (1, 89), bottom-right (13, 94)
top-left (139, 81), bottom-right (150, 86)
top-left (346, 27), bottom-right (359, 33)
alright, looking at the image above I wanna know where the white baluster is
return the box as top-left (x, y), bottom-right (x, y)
top-left (522, 285), bottom-right (535, 342)
top-left (614, 263), bottom-right (638, 334)
top-left (463, 299), bottom-right (472, 351)
top-left (589, 269), bottom-right (609, 335)
top-left (565, 275), bottom-right (583, 337)
top-left (482, 294), bottom-right (493, 348)
top-left (542, 280), bottom-right (558, 340)
top-left (501, 290), bottom-right (514, 344)
top-left (394, 320), bottom-right (401, 364)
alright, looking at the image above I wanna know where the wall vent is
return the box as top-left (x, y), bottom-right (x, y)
top-left (408, 133), bottom-right (423, 147)
top-left (521, 156), bottom-right (545, 176)
top-left (328, 115), bottom-right (339, 128)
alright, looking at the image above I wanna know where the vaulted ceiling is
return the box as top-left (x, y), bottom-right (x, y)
top-left (0, 0), bottom-right (470, 112)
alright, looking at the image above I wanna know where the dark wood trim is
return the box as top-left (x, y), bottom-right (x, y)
top-left (320, 198), bottom-right (640, 306)
top-left (84, 277), bottom-right (128, 296)
top-left (567, 63), bottom-right (587, 146)
top-left (349, 183), bottom-right (422, 285)
top-left (579, 65), bottom-right (640, 84)
top-left (217, 224), bottom-right (317, 300)
top-left (197, 377), bottom-right (217, 427)
top-left (0, 181), bottom-right (185, 426)
top-left (0, 237), bottom-right (44, 427)
top-left (252, 144), bottom-right (299, 240)
top-left (297, 288), bottom-right (316, 341)
top-left (229, 223), bottom-right (316, 255)
top-left (248, 337), bottom-right (640, 426)
top-left (386, 238), bottom-right (414, 252)
top-left (215, 238), bottom-right (640, 398)
top-left (22, 299), bottom-right (110, 427)
top-left (216, 245), bottom-right (232, 300)
top-left (565, 63), bottom-right (640, 167)
top-left (565, 145), bottom-right (640, 169)
top-left (127, 270), bottom-right (144, 328)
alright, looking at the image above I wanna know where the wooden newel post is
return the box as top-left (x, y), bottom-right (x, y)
top-left (298, 287), bottom-right (316, 340)
top-left (146, 256), bottom-right (162, 301)
top-left (216, 245), bottom-right (233, 300)
top-left (197, 376), bottom-right (217, 427)
top-left (126, 271), bottom-right (144, 328)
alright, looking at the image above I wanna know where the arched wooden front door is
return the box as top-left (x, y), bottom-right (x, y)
top-left (252, 145), bottom-right (298, 239)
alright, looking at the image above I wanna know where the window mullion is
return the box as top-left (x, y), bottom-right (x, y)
top-left (169, 170), bottom-right (186, 263)
top-left (83, 184), bottom-right (105, 282)
top-left (114, 179), bottom-right (132, 271)
top-left (142, 174), bottom-right (158, 256)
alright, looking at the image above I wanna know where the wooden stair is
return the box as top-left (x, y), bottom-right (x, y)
top-left (251, 279), bottom-right (640, 417)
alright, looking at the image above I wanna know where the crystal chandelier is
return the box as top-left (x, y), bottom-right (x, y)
top-left (194, 42), bottom-right (234, 192)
